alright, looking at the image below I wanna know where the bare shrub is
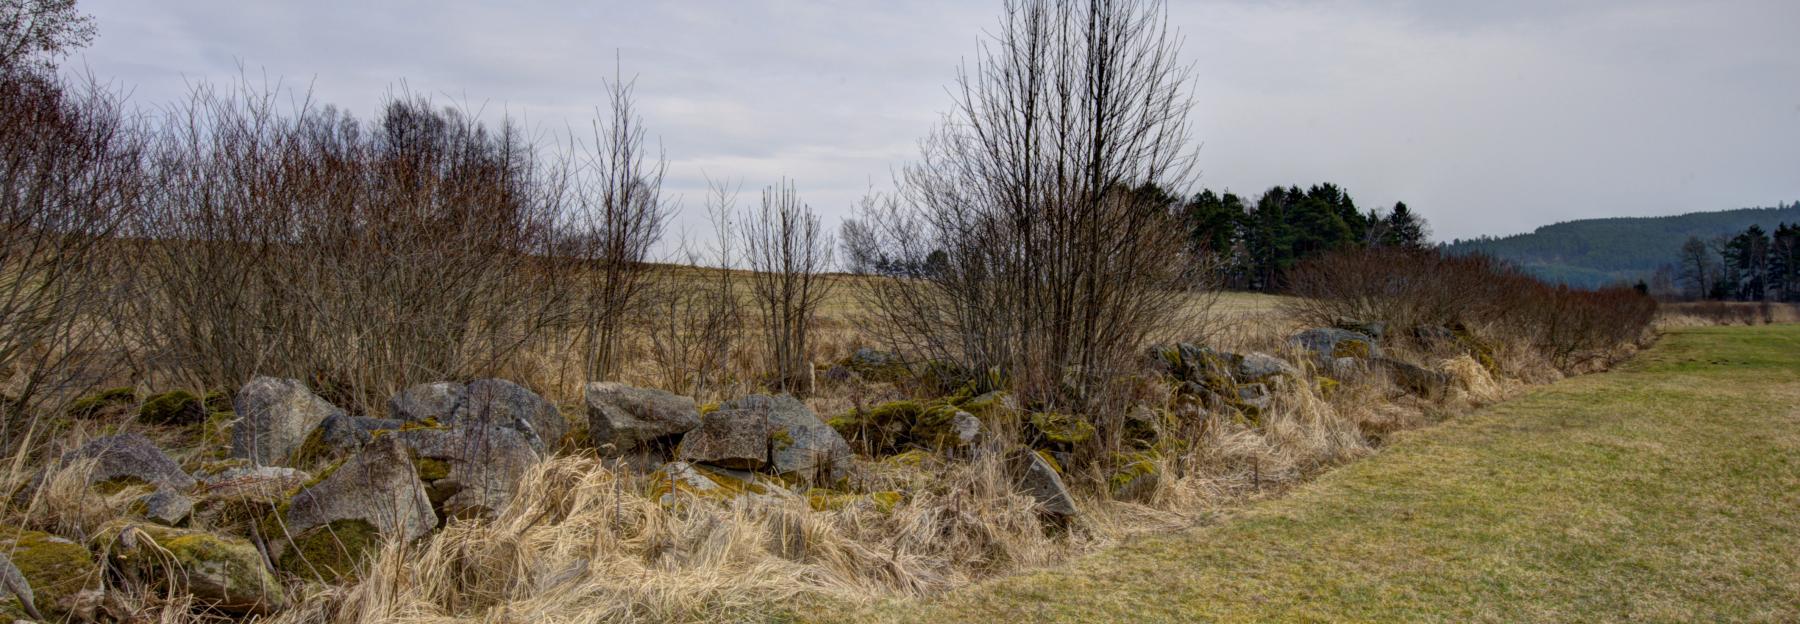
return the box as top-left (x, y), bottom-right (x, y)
top-left (743, 180), bottom-right (834, 395)
top-left (0, 67), bottom-right (145, 453)
top-left (125, 81), bottom-right (570, 411)
top-left (843, 0), bottom-right (1205, 408)
top-left (643, 181), bottom-right (744, 398)
top-left (563, 67), bottom-right (670, 382)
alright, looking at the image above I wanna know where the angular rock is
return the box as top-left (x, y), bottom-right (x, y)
top-left (1334, 319), bottom-right (1388, 341)
top-left (61, 433), bottom-right (196, 493)
top-left (282, 437), bottom-right (436, 559)
top-left (1009, 450), bottom-right (1077, 520)
top-left (726, 394), bottom-right (853, 482)
top-left (198, 466), bottom-right (311, 504)
top-left (230, 376), bottom-right (344, 466)
top-left (947, 411), bottom-right (981, 447)
top-left (1235, 352), bottom-right (1300, 383)
top-left (1237, 383), bottom-right (1272, 412)
top-left (677, 408), bottom-right (769, 471)
top-left (138, 487), bottom-right (194, 525)
top-left (1376, 357), bottom-right (1452, 400)
top-left (95, 522), bottom-right (284, 614)
top-left (842, 347), bottom-right (907, 382)
top-left (390, 423), bottom-right (544, 519)
top-left (387, 381), bottom-right (465, 423)
top-left (1291, 328), bottom-right (1382, 368)
top-left (585, 382), bottom-right (701, 452)
top-left (451, 379), bottom-right (564, 450)
top-left (0, 526), bottom-right (94, 620)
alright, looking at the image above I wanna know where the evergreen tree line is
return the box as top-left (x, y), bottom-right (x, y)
top-left (1668, 224), bottom-right (1800, 302)
top-left (1155, 182), bottom-right (1430, 291)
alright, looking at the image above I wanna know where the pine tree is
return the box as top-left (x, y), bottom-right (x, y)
top-left (1380, 202), bottom-right (1429, 248)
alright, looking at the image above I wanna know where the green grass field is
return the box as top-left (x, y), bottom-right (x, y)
top-left (825, 325), bottom-right (1800, 623)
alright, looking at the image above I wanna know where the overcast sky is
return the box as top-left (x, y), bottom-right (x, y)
top-left (73, 0), bottom-right (1800, 244)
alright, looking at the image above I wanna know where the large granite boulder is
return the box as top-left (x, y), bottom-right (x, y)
top-left (585, 382), bottom-right (702, 453)
top-left (94, 522), bottom-right (285, 614)
top-left (724, 394), bottom-right (852, 482)
top-left (312, 414), bottom-right (403, 456)
top-left (387, 381), bottom-right (465, 423)
top-left (231, 376), bottom-right (344, 466)
top-left (450, 379), bottom-right (564, 451)
top-left (279, 437), bottom-right (435, 581)
top-left (676, 408), bottom-right (769, 471)
top-left (390, 423), bottom-right (544, 519)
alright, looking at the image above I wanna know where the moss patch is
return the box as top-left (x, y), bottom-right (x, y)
top-left (1029, 412), bottom-right (1095, 445)
top-left (277, 519), bottom-right (381, 584)
top-left (0, 526), bottom-right (96, 618)
top-left (138, 390), bottom-right (206, 426)
top-left (68, 387), bottom-right (135, 419)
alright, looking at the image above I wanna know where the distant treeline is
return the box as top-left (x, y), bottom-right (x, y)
top-left (1668, 223), bottom-right (1800, 302)
top-left (1149, 183), bottom-right (1429, 291)
top-left (1444, 202), bottom-right (1800, 289)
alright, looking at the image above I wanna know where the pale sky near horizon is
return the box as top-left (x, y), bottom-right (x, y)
top-left (70, 0), bottom-right (1800, 247)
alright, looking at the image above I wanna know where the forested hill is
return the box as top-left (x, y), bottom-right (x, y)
top-left (1443, 203), bottom-right (1800, 288)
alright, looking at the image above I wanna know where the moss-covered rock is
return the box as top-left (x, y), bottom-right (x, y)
top-left (276, 518), bottom-right (381, 584)
top-left (1029, 412), bottom-right (1096, 445)
top-left (67, 387), bottom-right (136, 419)
top-left (95, 522), bottom-right (285, 613)
top-left (0, 526), bottom-right (96, 619)
top-left (1108, 452), bottom-right (1161, 503)
top-left (138, 390), bottom-right (206, 426)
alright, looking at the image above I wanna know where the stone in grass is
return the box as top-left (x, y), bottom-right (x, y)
top-left (677, 408), bottom-right (769, 471)
top-left (387, 381), bottom-right (466, 423)
top-left (60, 433), bottom-right (198, 493)
top-left (279, 436), bottom-right (435, 582)
top-left (452, 379), bottom-right (565, 451)
top-left (725, 394), bottom-right (853, 483)
top-left (585, 381), bottom-right (702, 453)
top-left (1290, 327), bottom-right (1382, 369)
top-left (138, 487), bottom-right (195, 525)
top-left (390, 423), bottom-right (544, 520)
top-left (93, 522), bottom-right (285, 614)
top-left (1009, 449), bottom-right (1078, 521)
top-left (231, 376), bottom-right (344, 466)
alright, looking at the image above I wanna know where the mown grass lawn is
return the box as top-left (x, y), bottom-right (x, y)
top-left (821, 325), bottom-right (1800, 623)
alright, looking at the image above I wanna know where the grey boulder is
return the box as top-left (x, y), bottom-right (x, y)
top-left (451, 379), bottom-right (565, 451)
top-left (387, 381), bottom-right (465, 423)
top-left (585, 382), bottom-right (702, 452)
top-left (390, 424), bottom-right (544, 519)
top-left (1009, 449), bottom-right (1077, 520)
top-left (282, 437), bottom-right (436, 552)
top-left (1235, 352), bottom-right (1300, 382)
top-left (61, 433), bottom-right (197, 493)
top-left (725, 394), bottom-right (852, 482)
top-left (676, 408), bottom-right (769, 471)
top-left (230, 376), bottom-right (344, 466)
top-left (1291, 328), bottom-right (1382, 368)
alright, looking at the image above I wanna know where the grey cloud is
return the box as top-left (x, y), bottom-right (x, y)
top-left (74, 0), bottom-right (1800, 243)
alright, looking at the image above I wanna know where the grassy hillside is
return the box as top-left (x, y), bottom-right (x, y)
top-left (1444, 203), bottom-right (1800, 288)
top-left (823, 325), bottom-right (1800, 623)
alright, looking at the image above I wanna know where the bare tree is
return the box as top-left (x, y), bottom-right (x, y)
top-left (0, 0), bottom-right (95, 71)
top-left (127, 81), bottom-right (571, 411)
top-left (0, 67), bottom-right (144, 449)
top-left (743, 180), bottom-right (834, 395)
top-left (1677, 236), bottom-right (1714, 300)
top-left (644, 178), bottom-right (744, 398)
top-left (566, 63), bottom-right (669, 382)
top-left (842, 0), bottom-right (1203, 406)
